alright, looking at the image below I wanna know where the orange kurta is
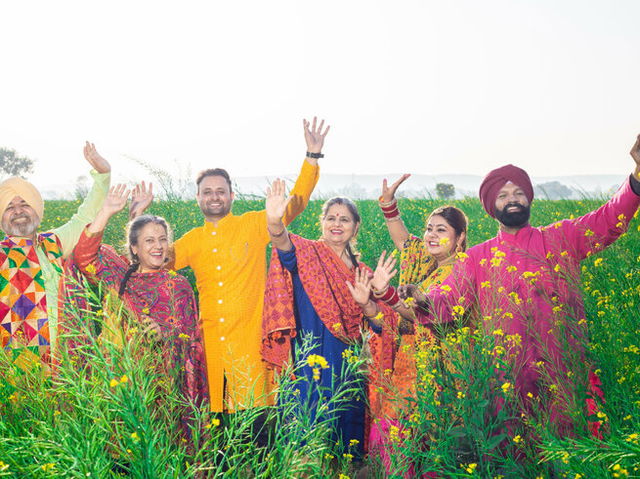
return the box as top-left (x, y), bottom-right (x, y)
top-left (174, 160), bottom-right (319, 412)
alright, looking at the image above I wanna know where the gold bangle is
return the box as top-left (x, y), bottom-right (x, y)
top-left (378, 196), bottom-right (397, 208)
top-left (372, 286), bottom-right (389, 298)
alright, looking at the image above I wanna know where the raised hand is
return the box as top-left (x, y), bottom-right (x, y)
top-left (346, 267), bottom-right (373, 306)
top-left (129, 181), bottom-right (154, 219)
top-left (87, 183), bottom-right (129, 234)
top-left (371, 251), bottom-right (398, 292)
top-left (83, 142), bottom-right (111, 173)
top-left (381, 174), bottom-right (411, 203)
top-left (631, 134), bottom-right (640, 171)
top-left (102, 184), bottom-right (130, 217)
top-left (304, 117), bottom-right (330, 154)
top-left (266, 179), bottom-right (293, 224)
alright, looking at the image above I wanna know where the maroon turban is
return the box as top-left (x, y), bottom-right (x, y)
top-left (479, 164), bottom-right (533, 218)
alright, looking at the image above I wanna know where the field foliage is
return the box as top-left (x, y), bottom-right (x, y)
top-left (1, 195), bottom-right (639, 478)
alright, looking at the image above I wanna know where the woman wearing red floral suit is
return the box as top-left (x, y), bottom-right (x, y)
top-left (73, 183), bottom-right (207, 408)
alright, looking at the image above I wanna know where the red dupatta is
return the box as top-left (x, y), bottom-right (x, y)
top-left (262, 234), bottom-right (397, 371)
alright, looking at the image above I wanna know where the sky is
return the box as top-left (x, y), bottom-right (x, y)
top-left (2, 0), bottom-right (640, 193)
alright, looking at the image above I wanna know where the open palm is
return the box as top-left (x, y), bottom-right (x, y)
top-left (83, 142), bottom-right (111, 173)
top-left (102, 184), bottom-right (130, 216)
top-left (304, 117), bottom-right (331, 154)
top-left (266, 179), bottom-right (292, 222)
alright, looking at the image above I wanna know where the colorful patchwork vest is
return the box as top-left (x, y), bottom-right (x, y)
top-left (0, 233), bottom-right (63, 373)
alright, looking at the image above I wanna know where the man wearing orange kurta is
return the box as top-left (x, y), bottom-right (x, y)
top-left (173, 118), bottom-right (329, 413)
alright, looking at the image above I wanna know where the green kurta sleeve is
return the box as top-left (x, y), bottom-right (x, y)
top-left (41, 170), bottom-right (109, 353)
top-left (52, 170), bottom-right (110, 258)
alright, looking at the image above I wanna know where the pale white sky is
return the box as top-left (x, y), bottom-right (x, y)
top-left (2, 0), bottom-right (639, 191)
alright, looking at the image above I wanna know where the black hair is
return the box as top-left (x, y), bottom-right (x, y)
top-left (118, 214), bottom-right (172, 297)
top-left (425, 205), bottom-right (469, 276)
top-left (320, 197), bottom-right (361, 268)
top-left (196, 168), bottom-right (232, 192)
top-left (428, 205), bottom-right (468, 251)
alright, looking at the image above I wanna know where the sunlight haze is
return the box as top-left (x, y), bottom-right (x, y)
top-left (2, 0), bottom-right (639, 193)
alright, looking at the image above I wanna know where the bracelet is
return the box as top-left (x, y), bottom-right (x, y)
top-left (372, 285), bottom-right (389, 297)
top-left (378, 196), bottom-right (396, 208)
top-left (306, 151), bottom-right (324, 159)
top-left (378, 197), bottom-right (400, 219)
top-left (374, 285), bottom-right (401, 307)
top-left (383, 208), bottom-right (400, 220)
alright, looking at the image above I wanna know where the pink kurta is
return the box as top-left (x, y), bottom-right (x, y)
top-left (418, 176), bottom-right (640, 428)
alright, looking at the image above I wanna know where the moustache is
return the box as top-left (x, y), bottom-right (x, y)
top-left (503, 203), bottom-right (525, 212)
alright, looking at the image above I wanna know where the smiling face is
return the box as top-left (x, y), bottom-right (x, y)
top-left (494, 181), bottom-right (531, 228)
top-left (423, 214), bottom-right (464, 263)
top-left (130, 222), bottom-right (169, 272)
top-left (196, 175), bottom-right (234, 220)
top-left (320, 203), bottom-right (359, 248)
top-left (1, 196), bottom-right (41, 238)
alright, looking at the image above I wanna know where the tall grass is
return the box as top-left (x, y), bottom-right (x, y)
top-left (1, 267), bottom-right (369, 478)
top-left (3, 196), bottom-right (638, 477)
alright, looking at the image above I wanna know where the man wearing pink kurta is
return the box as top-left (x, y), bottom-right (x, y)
top-left (416, 134), bottom-right (640, 435)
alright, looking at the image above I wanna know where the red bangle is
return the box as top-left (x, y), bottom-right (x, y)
top-left (376, 286), bottom-right (400, 307)
top-left (381, 205), bottom-right (400, 219)
top-left (379, 198), bottom-right (400, 219)
top-left (383, 208), bottom-right (400, 219)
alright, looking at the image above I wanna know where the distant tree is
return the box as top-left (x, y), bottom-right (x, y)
top-left (535, 181), bottom-right (573, 200)
top-left (436, 182), bottom-right (455, 199)
top-left (0, 148), bottom-right (34, 178)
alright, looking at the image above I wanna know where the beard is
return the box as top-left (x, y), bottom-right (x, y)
top-left (2, 214), bottom-right (39, 237)
top-left (495, 203), bottom-right (530, 228)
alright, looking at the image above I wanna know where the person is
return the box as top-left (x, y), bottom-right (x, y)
top-left (368, 175), bottom-right (468, 475)
top-left (412, 134), bottom-right (640, 436)
top-left (171, 118), bottom-right (329, 415)
top-left (0, 142), bottom-right (110, 374)
top-left (72, 183), bottom-right (207, 407)
top-left (261, 181), bottom-right (397, 456)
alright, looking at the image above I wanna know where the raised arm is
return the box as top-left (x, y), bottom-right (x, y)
top-left (632, 134), bottom-right (640, 180)
top-left (379, 174), bottom-right (411, 250)
top-left (129, 181), bottom-right (154, 220)
top-left (281, 117), bottom-right (328, 225)
top-left (370, 250), bottom-right (416, 322)
top-left (53, 142), bottom-right (111, 257)
top-left (87, 184), bottom-right (130, 235)
top-left (73, 184), bottom-right (129, 278)
top-left (346, 267), bottom-right (379, 322)
top-left (554, 133), bottom-right (640, 259)
top-left (266, 179), bottom-right (293, 252)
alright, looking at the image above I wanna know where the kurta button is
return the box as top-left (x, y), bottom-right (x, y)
top-left (218, 299), bottom-right (223, 304)
top-left (212, 248), bottom-right (217, 253)
top-left (212, 231), bottom-right (217, 235)
top-left (218, 282), bottom-right (223, 286)
top-left (219, 318), bottom-right (225, 323)
top-left (220, 336), bottom-right (225, 341)
top-left (216, 265), bottom-right (221, 270)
